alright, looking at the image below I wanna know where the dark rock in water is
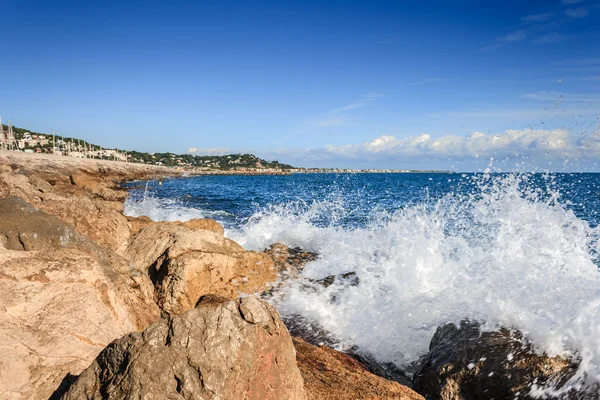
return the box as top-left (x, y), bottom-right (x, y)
top-left (59, 295), bottom-right (305, 400)
top-left (264, 243), bottom-right (319, 276)
top-left (284, 313), bottom-right (414, 388)
top-left (412, 320), bottom-right (583, 400)
top-left (284, 314), bottom-right (340, 348)
top-left (313, 271), bottom-right (359, 288)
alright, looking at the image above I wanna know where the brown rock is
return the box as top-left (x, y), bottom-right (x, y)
top-left (265, 243), bottom-right (319, 276)
top-left (125, 223), bottom-right (278, 315)
top-left (59, 296), bottom-right (306, 400)
top-left (0, 196), bottom-right (99, 252)
top-left (412, 321), bottom-right (581, 400)
top-left (0, 152), bottom-right (179, 253)
top-left (293, 337), bottom-right (424, 400)
top-left (127, 215), bottom-right (225, 236)
top-left (0, 200), bottom-right (160, 400)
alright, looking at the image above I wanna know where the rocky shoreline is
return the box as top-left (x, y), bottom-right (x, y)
top-left (0, 152), bottom-right (590, 399)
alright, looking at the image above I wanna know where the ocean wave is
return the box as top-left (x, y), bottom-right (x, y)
top-left (124, 190), bottom-right (232, 222)
top-left (230, 173), bottom-right (600, 395)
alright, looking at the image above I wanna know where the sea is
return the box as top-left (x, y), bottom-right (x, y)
top-left (124, 172), bottom-right (600, 394)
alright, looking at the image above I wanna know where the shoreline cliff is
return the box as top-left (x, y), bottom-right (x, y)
top-left (0, 151), bottom-right (422, 400)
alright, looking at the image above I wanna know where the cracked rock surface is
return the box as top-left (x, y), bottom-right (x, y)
top-left (59, 295), bottom-right (306, 400)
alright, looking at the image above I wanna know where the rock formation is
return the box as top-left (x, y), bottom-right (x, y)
top-left (0, 199), bottom-right (160, 400)
top-left (0, 153), bottom-right (176, 253)
top-left (412, 320), bottom-right (580, 400)
top-left (293, 337), bottom-right (424, 400)
top-left (125, 222), bottom-right (278, 315)
top-left (60, 295), bottom-right (306, 400)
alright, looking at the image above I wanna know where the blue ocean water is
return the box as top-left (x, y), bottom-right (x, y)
top-left (124, 172), bottom-right (600, 229)
top-left (124, 172), bottom-right (600, 395)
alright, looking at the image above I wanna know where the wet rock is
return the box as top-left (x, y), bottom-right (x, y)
top-left (125, 223), bottom-right (278, 315)
top-left (293, 337), bottom-right (423, 400)
top-left (60, 296), bottom-right (306, 400)
top-left (313, 271), bottom-right (359, 288)
top-left (0, 201), bottom-right (160, 400)
top-left (412, 320), bottom-right (580, 400)
top-left (265, 243), bottom-right (319, 276)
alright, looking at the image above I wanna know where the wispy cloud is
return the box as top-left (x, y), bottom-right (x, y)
top-left (187, 147), bottom-right (231, 155)
top-left (565, 7), bottom-right (589, 17)
top-left (305, 93), bottom-right (384, 128)
top-left (306, 115), bottom-right (352, 127)
top-left (521, 12), bottom-right (554, 23)
top-left (533, 32), bottom-right (568, 44)
top-left (482, 30), bottom-right (527, 51)
top-left (561, 0), bottom-right (584, 5)
top-left (407, 78), bottom-right (446, 86)
top-left (522, 90), bottom-right (600, 102)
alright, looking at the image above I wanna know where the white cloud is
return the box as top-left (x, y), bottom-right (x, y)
top-left (187, 147), bottom-right (231, 156)
top-left (565, 7), bottom-right (589, 18)
top-left (286, 129), bottom-right (600, 162)
top-left (521, 12), bottom-right (554, 23)
top-left (562, 0), bottom-right (584, 4)
top-left (533, 32), bottom-right (567, 44)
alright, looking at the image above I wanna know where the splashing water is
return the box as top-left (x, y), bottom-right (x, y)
top-left (229, 173), bottom-right (600, 394)
top-left (124, 182), bottom-right (231, 222)
top-left (124, 172), bottom-right (600, 394)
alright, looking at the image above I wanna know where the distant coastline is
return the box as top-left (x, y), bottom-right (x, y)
top-left (291, 168), bottom-right (454, 174)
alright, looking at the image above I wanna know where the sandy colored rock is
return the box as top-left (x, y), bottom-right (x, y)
top-left (126, 223), bottom-right (278, 315)
top-left (127, 215), bottom-right (225, 236)
top-left (0, 151), bottom-right (178, 253)
top-left (412, 321), bottom-right (580, 400)
top-left (0, 201), bottom-right (160, 400)
top-left (60, 295), bottom-right (306, 400)
top-left (293, 337), bottom-right (424, 400)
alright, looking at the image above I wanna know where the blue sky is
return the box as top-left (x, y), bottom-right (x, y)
top-left (0, 0), bottom-right (599, 170)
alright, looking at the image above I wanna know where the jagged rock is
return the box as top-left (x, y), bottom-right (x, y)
top-left (0, 198), bottom-right (160, 400)
top-left (0, 153), bottom-right (176, 253)
top-left (293, 337), bottom-right (424, 400)
top-left (126, 223), bottom-right (278, 315)
top-left (264, 243), bottom-right (319, 276)
top-left (59, 295), bottom-right (306, 400)
top-left (0, 196), bottom-right (93, 251)
top-left (412, 320), bottom-right (581, 400)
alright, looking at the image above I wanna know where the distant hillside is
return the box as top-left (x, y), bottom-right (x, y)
top-left (127, 151), bottom-right (295, 169)
top-left (1, 124), bottom-right (294, 170)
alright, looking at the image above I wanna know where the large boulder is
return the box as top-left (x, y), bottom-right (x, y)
top-left (293, 337), bottom-right (424, 400)
top-left (0, 168), bottom-right (133, 253)
top-left (125, 223), bottom-right (278, 315)
top-left (412, 321), bottom-right (580, 400)
top-left (0, 199), bottom-right (160, 400)
top-left (60, 295), bottom-right (306, 400)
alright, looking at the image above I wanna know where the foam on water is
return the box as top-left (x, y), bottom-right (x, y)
top-left (124, 186), bottom-right (231, 222)
top-left (229, 173), bottom-right (600, 395)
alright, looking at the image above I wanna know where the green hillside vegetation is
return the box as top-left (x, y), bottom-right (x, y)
top-left (2, 124), bottom-right (294, 169)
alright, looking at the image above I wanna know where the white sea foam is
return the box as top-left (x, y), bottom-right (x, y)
top-left (124, 189), bottom-right (231, 222)
top-left (229, 173), bottom-right (600, 395)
